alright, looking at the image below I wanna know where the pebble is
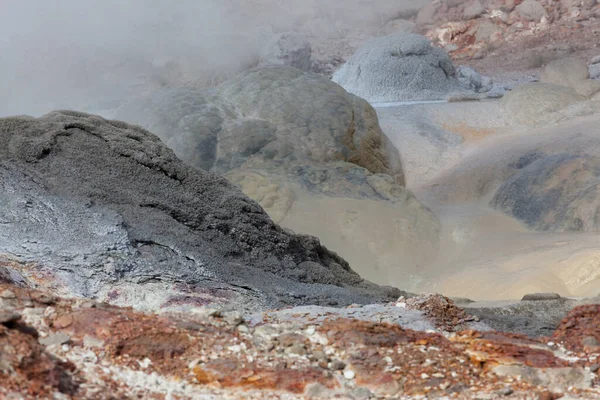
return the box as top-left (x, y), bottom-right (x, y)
top-left (39, 332), bottom-right (71, 346)
top-left (343, 369), bottom-right (356, 380)
top-left (83, 335), bottom-right (105, 349)
top-left (279, 332), bottom-right (305, 348)
top-left (32, 293), bottom-right (56, 305)
top-left (0, 311), bottom-right (21, 324)
top-left (582, 336), bottom-right (600, 347)
top-left (237, 324), bottom-right (249, 333)
top-left (309, 350), bottom-right (328, 363)
top-left (328, 359), bottom-right (346, 371)
top-left (590, 364), bottom-right (600, 373)
top-left (496, 387), bottom-right (514, 396)
top-left (0, 290), bottom-right (16, 299)
top-left (53, 314), bottom-right (73, 329)
top-left (138, 358), bottom-right (152, 369)
top-left (188, 359), bottom-right (202, 370)
top-left (223, 311), bottom-right (244, 326)
top-left (284, 344), bottom-right (307, 356)
top-left (228, 345), bottom-right (242, 353)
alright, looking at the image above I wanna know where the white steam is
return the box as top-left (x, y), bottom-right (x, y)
top-left (0, 0), bottom-right (427, 117)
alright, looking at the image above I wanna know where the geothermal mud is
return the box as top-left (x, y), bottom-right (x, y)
top-left (369, 102), bottom-right (600, 300)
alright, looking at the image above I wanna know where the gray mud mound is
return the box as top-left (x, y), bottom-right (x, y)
top-left (331, 33), bottom-right (462, 103)
top-left (118, 66), bottom-right (404, 184)
top-left (0, 111), bottom-right (403, 312)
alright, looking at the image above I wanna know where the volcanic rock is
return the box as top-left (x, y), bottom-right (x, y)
top-left (458, 65), bottom-right (493, 93)
top-left (0, 110), bottom-right (403, 313)
top-left (516, 0), bottom-right (547, 22)
top-left (3, 282), bottom-right (600, 399)
top-left (463, 0), bottom-right (486, 20)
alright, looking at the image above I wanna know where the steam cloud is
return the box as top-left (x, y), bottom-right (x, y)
top-left (0, 0), bottom-right (426, 117)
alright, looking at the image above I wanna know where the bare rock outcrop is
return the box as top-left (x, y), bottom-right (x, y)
top-left (0, 111), bottom-right (403, 313)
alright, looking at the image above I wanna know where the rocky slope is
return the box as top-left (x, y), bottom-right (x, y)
top-left (418, 0), bottom-right (600, 75)
top-left (0, 110), bottom-right (402, 314)
top-left (2, 283), bottom-right (600, 399)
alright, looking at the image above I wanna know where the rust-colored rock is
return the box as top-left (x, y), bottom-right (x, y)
top-left (1, 282), bottom-right (600, 399)
top-left (553, 304), bottom-right (600, 353)
top-left (401, 294), bottom-right (475, 331)
top-left (0, 318), bottom-right (79, 398)
top-left (52, 314), bottom-right (73, 329)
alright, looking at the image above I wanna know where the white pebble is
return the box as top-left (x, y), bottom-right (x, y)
top-left (138, 358), bottom-right (152, 369)
top-left (343, 370), bottom-right (356, 380)
top-left (188, 359), bottom-right (201, 370)
top-left (228, 345), bottom-right (242, 353)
